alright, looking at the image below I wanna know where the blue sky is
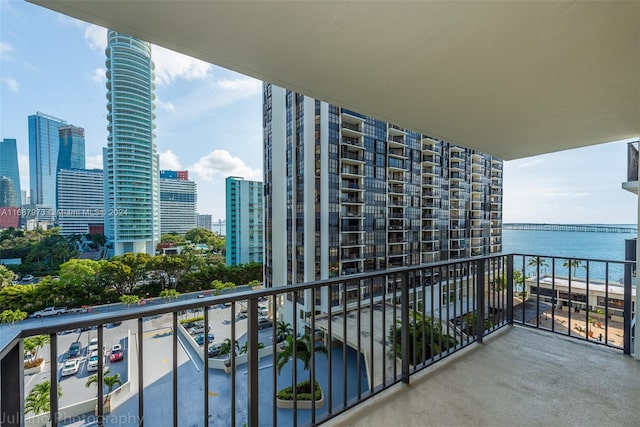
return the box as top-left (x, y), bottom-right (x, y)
top-left (1, 1), bottom-right (637, 224)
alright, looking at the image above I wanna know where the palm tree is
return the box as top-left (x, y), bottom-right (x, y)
top-left (218, 338), bottom-right (240, 359)
top-left (528, 256), bottom-right (548, 275)
top-left (276, 334), bottom-right (328, 376)
top-left (0, 309), bottom-right (27, 326)
top-left (276, 320), bottom-right (293, 343)
top-left (238, 341), bottom-right (265, 355)
top-left (24, 380), bottom-right (62, 415)
top-left (562, 259), bottom-right (583, 276)
top-left (23, 334), bottom-right (49, 360)
top-left (86, 370), bottom-right (123, 404)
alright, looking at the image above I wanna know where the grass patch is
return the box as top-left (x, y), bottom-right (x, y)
top-left (276, 380), bottom-right (321, 401)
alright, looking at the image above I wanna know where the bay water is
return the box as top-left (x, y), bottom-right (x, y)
top-left (501, 226), bottom-right (636, 282)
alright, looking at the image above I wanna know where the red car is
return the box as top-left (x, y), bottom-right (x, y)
top-left (110, 344), bottom-right (124, 362)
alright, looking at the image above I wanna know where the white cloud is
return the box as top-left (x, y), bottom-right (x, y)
top-left (159, 150), bottom-right (183, 170)
top-left (156, 98), bottom-right (176, 112)
top-left (215, 78), bottom-right (262, 94)
top-left (86, 154), bottom-right (104, 170)
top-left (2, 77), bottom-right (18, 92)
top-left (152, 45), bottom-right (211, 86)
top-left (0, 41), bottom-right (14, 58)
top-left (84, 25), bottom-right (107, 50)
top-left (90, 67), bottom-right (105, 83)
top-left (189, 149), bottom-right (261, 182)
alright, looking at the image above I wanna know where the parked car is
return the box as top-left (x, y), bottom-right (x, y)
top-left (236, 311), bottom-right (248, 320)
top-left (67, 342), bottom-right (82, 359)
top-left (87, 350), bottom-right (100, 371)
top-left (257, 316), bottom-right (273, 330)
top-left (194, 333), bottom-right (215, 346)
top-left (188, 323), bottom-right (211, 335)
top-left (32, 306), bottom-right (67, 317)
top-left (110, 344), bottom-right (124, 362)
top-left (21, 275), bottom-right (34, 283)
top-left (60, 359), bottom-right (80, 376)
top-left (88, 338), bottom-right (99, 353)
top-left (207, 343), bottom-right (223, 358)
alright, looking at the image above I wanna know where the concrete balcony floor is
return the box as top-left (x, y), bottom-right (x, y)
top-left (328, 326), bottom-right (640, 427)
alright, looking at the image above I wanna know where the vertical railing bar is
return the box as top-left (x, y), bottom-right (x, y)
top-left (623, 262), bottom-right (632, 355)
top-left (310, 288), bottom-right (317, 424)
top-left (445, 265), bottom-right (451, 355)
top-left (475, 259), bottom-right (485, 343)
top-left (568, 258), bottom-right (572, 337)
top-left (536, 258), bottom-right (540, 328)
top-left (342, 282), bottom-right (348, 408)
top-left (400, 270), bottom-right (410, 384)
top-left (551, 258), bottom-right (556, 333)
top-left (466, 262), bottom-right (472, 342)
top-left (326, 285), bottom-right (333, 414)
top-left (203, 307), bottom-right (210, 423)
top-left (228, 300), bottom-right (238, 426)
top-left (356, 281), bottom-right (362, 398)
top-left (392, 273), bottom-right (397, 380)
top-left (369, 278), bottom-right (374, 393)
top-left (421, 269), bottom-right (427, 365)
top-left (410, 271), bottom-right (417, 367)
top-left (492, 259), bottom-right (496, 330)
top-left (430, 267), bottom-right (435, 360)
top-left (97, 325), bottom-right (105, 426)
top-left (507, 255), bottom-right (513, 325)
top-left (272, 296), bottom-right (278, 427)
top-left (585, 260), bottom-right (590, 342)
top-left (521, 256), bottom-right (525, 324)
top-left (137, 317), bottom-right (144, 427)
top-left (605, 263), bottom-right (610, 345)
top-left (381, 273), bottom-right (387, 388)
top-left (438, 265), bottom-right (443, 354)
top-left (172, 312), bottom-right (178, 427)
top-left (49, 333), bottom-right (59, 427)
top-left (1, 338), bottom-right (23, 427)
top-left (247, 297), bottom-right (259, 427)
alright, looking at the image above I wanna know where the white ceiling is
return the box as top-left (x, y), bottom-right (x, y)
top-left (30, 0), bottom-right (639, 160)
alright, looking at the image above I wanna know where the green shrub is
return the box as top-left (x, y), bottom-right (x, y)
top-left (179, 315), bottom-right (204, 325)
top-left (276, 380), bottom-right (321, 401)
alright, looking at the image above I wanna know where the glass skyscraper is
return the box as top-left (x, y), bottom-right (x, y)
top-left (57, 125), bottom-right (86, 171)
top-left (104, 30), bottom-right (159, 256)
top-left (28, 112), bottom-right (67, 209)
top-left (0, 138), bottom-right (21, 207)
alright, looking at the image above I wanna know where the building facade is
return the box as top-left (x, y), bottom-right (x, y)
top-left (57, 125), bottom-right (86, 171)
top-left (0, 139), bottom-right (21, 208)
top-left (104, 30), bottom-right (159, 256)
top-left (57, 169), bottom-right (105, 236)
top-left (225, 176), bottom-right (264, 265)
top-left (160, 170), bottom-right (196, 235)
top-left (196, 213), bottom-right (212, 231)
top-left (263, 84), bottom-right (503, 325)
top-left (28, 112), bottom-right (67, 210)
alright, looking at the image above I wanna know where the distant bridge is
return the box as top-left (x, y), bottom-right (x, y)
top-left (503, 223), bottom-right (637, 234)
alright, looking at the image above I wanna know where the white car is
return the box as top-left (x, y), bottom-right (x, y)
top-left (88, 338), bottom-right (99, 353)
top-left (87, 350), bottom-right (100, 371)
top-left (60, 359), bottom-right (80, 376)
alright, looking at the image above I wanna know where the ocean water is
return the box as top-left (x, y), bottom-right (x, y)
top-left (502, 227), bottom-right (636, 282)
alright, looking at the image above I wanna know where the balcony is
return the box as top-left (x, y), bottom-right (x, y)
top-left (0, 254), bottom-right (635, 427)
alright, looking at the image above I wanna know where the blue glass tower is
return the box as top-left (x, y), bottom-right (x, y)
top-left (28, 112), bottom-right (67, 209)
top-left (0, 138), bottom-right (21, 207)
top-left (104, 30), bottom-right (159, 256)
top-left (57, 125), bottom-right (85, 170)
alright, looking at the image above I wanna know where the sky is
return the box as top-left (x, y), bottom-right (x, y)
top-left (1, 1), bottom-right (637, 225)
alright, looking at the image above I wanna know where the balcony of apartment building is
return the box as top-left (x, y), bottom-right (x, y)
top-left (387, 172), bottom-right (404, 183)
top-left (1, 256), bottom-right (637, 427)
top-left (421, 138), bottom-right (438, 155)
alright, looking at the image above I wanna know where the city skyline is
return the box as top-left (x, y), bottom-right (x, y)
top-left (1, 1), bottom-right (637, 225)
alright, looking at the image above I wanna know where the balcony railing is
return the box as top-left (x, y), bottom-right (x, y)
top-left (0, 254), bottom-right (634, 427)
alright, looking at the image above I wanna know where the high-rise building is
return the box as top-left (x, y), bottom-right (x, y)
top-left (28, 112), bottom-right (67, 209)
top-left (57, 169), bottom-right (104, 236)
top-left (263, 84), bottom-right (502, 318)
top-left (195, 213), bottom-right (212, 231)
top-left (160, 170), bottom-right (196, 235)
top-left (57, 126), bottom-right (86, 171)
top-left (104, 30), bottom-right (159, 256)
top-left (0, 139), bottom-right (21, 208)
top-left (225, 176), bottom-right (263, 265)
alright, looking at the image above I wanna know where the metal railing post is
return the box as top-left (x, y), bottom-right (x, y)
top-left (507, 255), bottom-right (514, 324)
top-left (49, 333), bottom-right (59, 427)
top-left (623, 262), bottom-right (632, 355)
top-left (247, 298), bottom-right (259, 425)
top-left (476, 259), bottom-right (486, 343)
top-left (0, 338), bottom-right (23, 427)
top-left (400, 270), bottom-right (410, 384)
